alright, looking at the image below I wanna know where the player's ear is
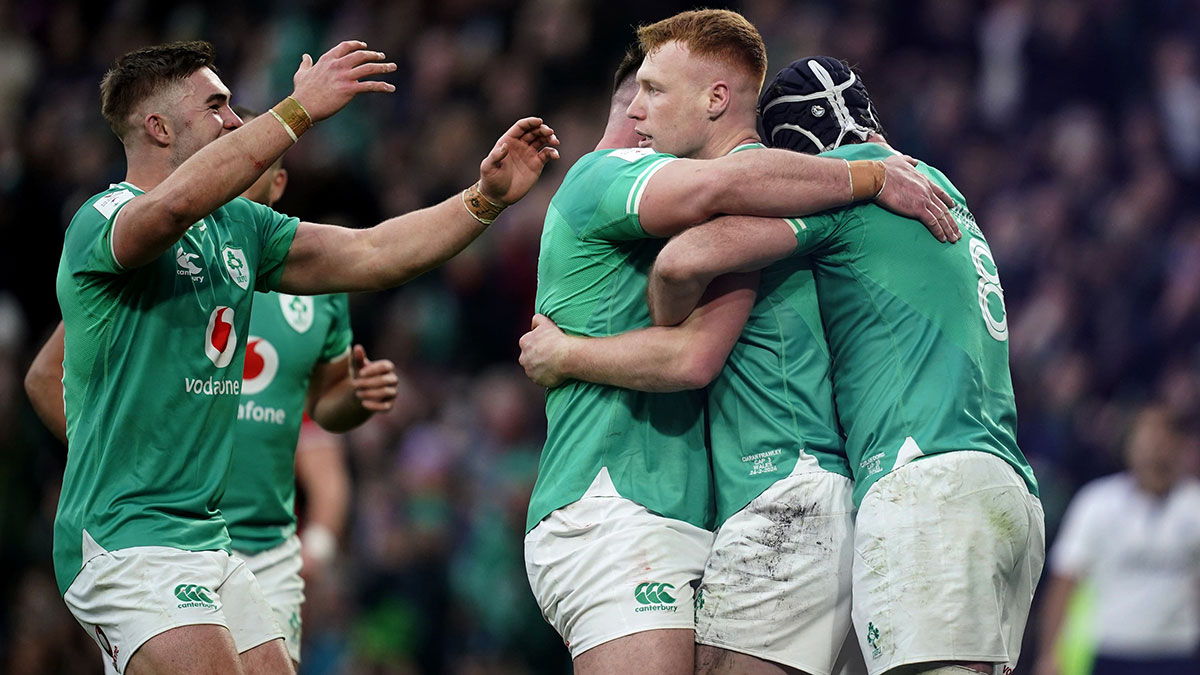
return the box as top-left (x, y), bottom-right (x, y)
top-left (270, 168), bottom-right (288, 204)
top-left (144, 113), bottom-right (171, 146)
top-left (708, 81), bottom-right (730, 120)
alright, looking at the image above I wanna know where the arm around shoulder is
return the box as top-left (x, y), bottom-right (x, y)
top-left (519, 273), bottom-right (757, 392)
top-left (649, 216), bottom-right (797, 326)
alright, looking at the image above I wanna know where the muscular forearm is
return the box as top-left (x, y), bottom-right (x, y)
top-left (641, 151), bottom-right (877, 235)
top-left (709, 150), bottom-right (868, 216)
top-left (25, 322), bottom-right (68, 444)
top-left (277, 195), bottom-right (487, 294)
top-left (558, 327), bottom-right (714, 392)
top-left (547, 274), bottom-right (756, 391)
top-left (649, 216), bottom-right (798, 325)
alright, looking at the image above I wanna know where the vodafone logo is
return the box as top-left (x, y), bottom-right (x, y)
top-left (204, 306), bottom-right (239, 368)
top-left (241, 336), bottom-right (279, 395)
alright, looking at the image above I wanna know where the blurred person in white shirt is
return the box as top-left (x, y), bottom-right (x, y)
top-left (1035, 403), bottom-right (1200, 675)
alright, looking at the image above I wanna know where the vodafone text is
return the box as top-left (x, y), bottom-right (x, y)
top-left (183, 377), bottom-right (241, 396)
top-left (238, 400), bottom-right (286, 425)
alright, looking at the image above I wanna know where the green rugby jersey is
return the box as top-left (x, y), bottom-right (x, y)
top-left (791, 144), bottom-right (1037, 506)
top-left (708, 255), bottom-right (850, 523)
top-left (54, 183), bottom-right (298, 594)
top-left (222, 291), bottom-right (352, 554)
top-left (528, 147), bottom-right (713, 533)
top-left (707, 143), bottom-right (849, 526)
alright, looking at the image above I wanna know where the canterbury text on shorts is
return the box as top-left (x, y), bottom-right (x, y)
top-left (524, 471), bottom-right (713, 658)
top-left (65, 540), bottom-right (284, 673)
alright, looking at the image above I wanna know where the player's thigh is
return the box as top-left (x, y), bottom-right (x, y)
top-left (696, 470), bottom-right (855, 675)
top-left (238, 638), bottom-right (295, 675)
top-left (235, 537), bottom-right (305, 664)
top-left (852, 451), bottom-right (1042, 675)
top-left (696, 644), bottom-right (811, 675)
top-left (124, 624), bottom-right (242, 675)
top-left (573, 628), bottom-right (694, 675)
top-left (524, 496), bottom-right (712, 661)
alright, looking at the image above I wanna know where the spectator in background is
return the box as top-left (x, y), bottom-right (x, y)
top-left (1035, 404), bottom-right (1200, 675)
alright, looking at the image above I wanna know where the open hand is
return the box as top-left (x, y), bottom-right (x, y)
top-left (877, 154), bottom-right (960, 243)
top-left (518, 314), bottom-right (570, 388)
top-left (350, 344), bottom-right (398, 412)
top-left (291, 40), bottom-right (397, 122)
top-left (479, 117), bottom-right (560, 206)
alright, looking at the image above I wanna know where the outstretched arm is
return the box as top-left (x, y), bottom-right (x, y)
top-left (24, 321), bottom-right (67, 444)
top-left (519, 273), bottom-right (757, 392)
top-left (276, 117), bottom-right (559, 294)
top-left (649, 216), bottom-right (798, 326)
top-left (637, 150), bottom-right (958, 242)
top-left (112, 41), bottom-right (396, 268)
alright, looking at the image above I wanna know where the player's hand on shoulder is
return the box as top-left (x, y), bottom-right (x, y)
top-left (290, 41), bottom-right (397, 122)
top-left (350, 344), bottom-right (398, 412)
top-left (876, 154), bottom-right (960, 243)
top-left (519, 313), bottom-right (570, 388)
top-left (478, 117), bottom-right (561, 207)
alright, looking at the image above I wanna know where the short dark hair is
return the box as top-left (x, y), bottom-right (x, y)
top-left (613, 43), bottom-right (644, 94)
top-left (100, 41), bottom-right (217, 139)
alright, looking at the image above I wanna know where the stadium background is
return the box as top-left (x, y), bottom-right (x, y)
top-left (1, 0), bottom-right (1198, 672)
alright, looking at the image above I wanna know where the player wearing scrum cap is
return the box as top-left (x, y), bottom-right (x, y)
top-left (648, 57), bottom-right (1043, 675)
top-left (44, 38), bottom-right (557, 675)
top-left (521, 11), bottom-right (957, 675)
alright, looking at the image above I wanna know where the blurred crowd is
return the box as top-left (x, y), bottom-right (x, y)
top-left (1, 0), bottom-right (1198, 673)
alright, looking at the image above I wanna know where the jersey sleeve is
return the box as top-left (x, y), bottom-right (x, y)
top-left (1049, 483), bottom-right (1102, 576)
top-left (63, 189), bottom-right (138, 277)
top-left (245, 200), bottom-right (300, 292)
top-left (318, 293), bottom-right (353, 363)
top-left (563, 148), bottom-right (678, 242)
top-left (790, 208), bottom-right (848, 256)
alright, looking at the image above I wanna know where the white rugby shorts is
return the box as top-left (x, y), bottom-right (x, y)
top-left (852, 451), bottom-right (1045, 675)
top-left (695, 469), bottom-right (856, 675)
top-left (65, 544), bottom-right (283, 674)
top-left (235, 535), bottom-right (305, 664)
top-left (524, 493), bottom-right (713, 658)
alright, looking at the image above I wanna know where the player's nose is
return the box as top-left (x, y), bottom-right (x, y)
top-left (626, 92), bottom-right (645, 120)
top-left (224, 107), bottom-right (243, 130)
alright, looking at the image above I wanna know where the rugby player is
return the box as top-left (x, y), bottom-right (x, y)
top-left (642, 57), bottom-right (1043, 675)
top-left (523, 14), bottom-right (956, 675)
top-left (27, 104), bottom-right (390, 670)
top-left (47, 39), bottom-right (556, 675)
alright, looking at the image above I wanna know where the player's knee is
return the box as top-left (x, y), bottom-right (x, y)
top-left (239, 637), bottom-right (294, 675)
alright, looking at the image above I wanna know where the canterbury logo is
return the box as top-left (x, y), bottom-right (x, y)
top-left (634, 582), bottom-right (676, 605)
top-left (174, 584), bottom-right (215, 605)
